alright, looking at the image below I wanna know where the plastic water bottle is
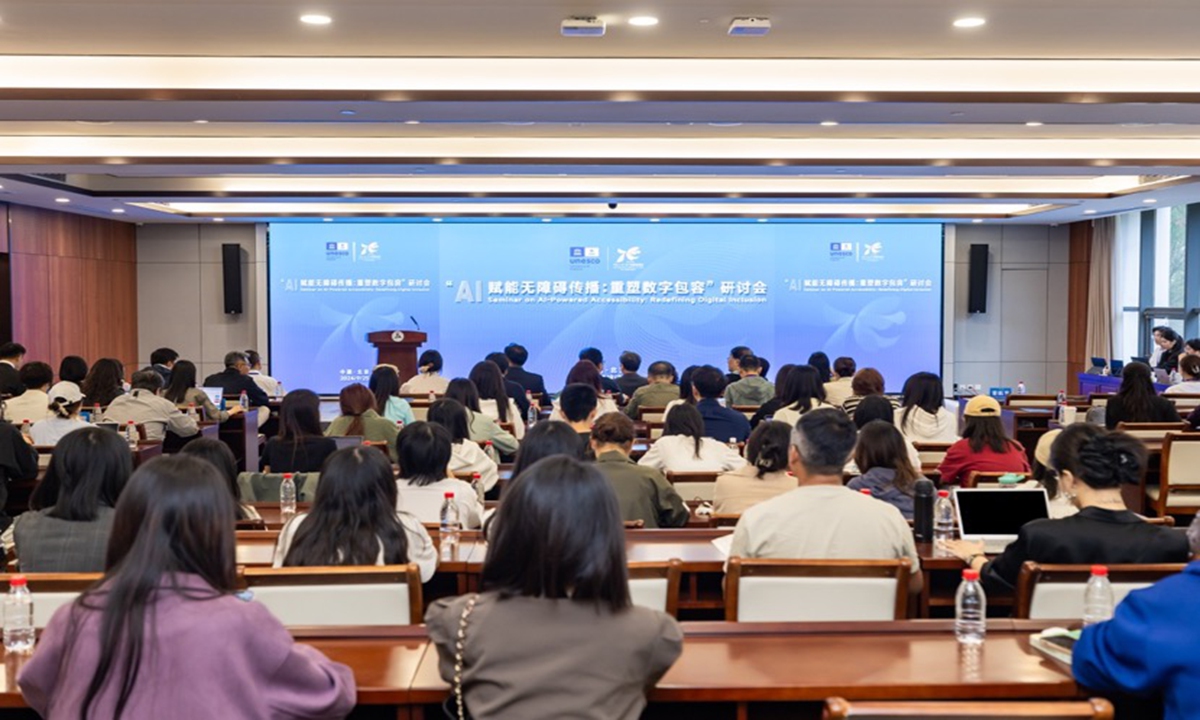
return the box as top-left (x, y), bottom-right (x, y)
top-left (526, 392), bottom-right (538, 428)
top-left (19, 420), bottom-right (31, 439)
top-left (471, 472), bottom-right (485, 504)
top-left (484, 440), bottom-right (499, 463)
top-left (275, 382), bottom-right (284, 400)
top-left (125, 421), bottom-right (139, 449)
top-left (728, 437), bottom-right (740, 455)
top-left (1083, 565), bottom-right (1115, 626)
top-left (396, 420), bottom-right (405, 432)
top-left (954, 569), bottom-right (987, 645)
top-left (92, 403), bottom-right (102, 423)
top-left (1056, 389), bottom-right (1068, 423)
top-left (4, 576), bottom-right (34, 654)
top-left (428, 390), bottom-right (437, 404)
top-left (1016, 381), bottom-right (1026, 395)
top-left (279, 473), bottom-right (297, 517)
top-left (186, 403), bottom-right (199, 420)
top-left (439, 492), bottom-right (461, 561)
top-left (239, 389), bottom-right (249, 410)
top-left (934, 489), bottom-right (956, 543)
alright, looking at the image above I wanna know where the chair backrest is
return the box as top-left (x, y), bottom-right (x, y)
top-left (242, 565), bottom-right (423, 625)
top-left (627, 560), bottom-right (682, 617)
top-left (0, 573), bottom-right (101, 628)
top-left (237, 472), bottom-right (321, 502)
top-left (732, 405), bottom-right (760, 420)
top-left (913, 442), bottom-right (953, 470)
top-left (1088, 394), bottom-right (1113, 408)
top-left (666, 470), bottom-right (720, 502)
top-left (709, 513), bottom-right (741, 528)
top-left (1152, 432), bottom-right (1200, 517)
top-left (823, 697), bottom-right (1115, 719)
top-left (1005, 395), bottom-right (1059, 408)
top-left (725, 558), bottom-right (910, 622)
top-left (1014, 561), bottom-right (1186, 619)
top-left (646, 421), bottom-right (665, 440)
top-left (1114, 421), bottom-right (1190, 441)
top-left (637, 406), bottom-right (669, 423)
top-left (962, 471), bottom-right (1029, 489)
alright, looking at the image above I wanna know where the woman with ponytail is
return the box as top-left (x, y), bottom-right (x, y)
top-left (29, 382), bottom-right (89, 446)
top-left (943, 424), bottom-right (1189, 593)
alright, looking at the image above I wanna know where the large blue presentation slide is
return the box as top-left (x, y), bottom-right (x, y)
top-left (267, 222), bottom-right (943, 394)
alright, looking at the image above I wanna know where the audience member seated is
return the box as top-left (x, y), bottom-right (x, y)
top-left (942, 426), bottom-right (1189, 594)
top-left (1165, 354), bottom-right (1200, 395)
top-left (1029, 429), bottom-right (1079, 518)
top-left (427, 398), bottom-right (499, 497)
top-left (728, 409), bottom-right (921, 592)
top-left (1073, 555), bottom-right (1200, 720)
top-left (426, 456), bottom-right (682, 719)
top-left (894, 371), bottom-right (958, 444)
top-left (0, 418), bottom-right (37, 530)
top-left (369, 364), bottom-right (416, 427)
top-left (823, 356), bottom-right (857, 408)
top-left (846, 395), bottom-right (922, 474)
top-left (846, 420), bottom-right (922, 520)
top-left (202, 351), bottom-right (271, 411)
top-left (273, 446), bottom-right (436, 581)
top-left (713, 420), bottom-right (796, 515)
top-left (691, 366), bottom-right (751, 443)
top-left (3, 362), bottom-right (53, 424)
top-left (180, 438), bottom-right (261, 521)
top-left (550, 361), bottom-right (620, 421)
top-left (162, 359), bottom-right (235, 422)
top-left (503, 343), bottom-right (548, 406)
top-left (664, 364), bottom-right (700, 418)
top-left (840, 367), bottom-right (897, 417)
top-left (1187, 337), bottom-right (1200, 357)
top-left (262, 389), bottom-right (337, 474)
top-left (80, 357), bottom-right (126, 409)
top-left (470, 361), bottom-right (525, 439)
top-left (17, 455), bottom-right (356, 718)
top-left (624, 361), bottom-right (681, 419)
top-left (148, 347), bottom-right (178, 386)
top-left (579, 347), bottom-right (623, 397)
top-left (723, 354), bottom-right (774, 407)
top-left (637, 403), bottom-right (746, 473)
top-left (245, 349), bottom-right (281, 397)
top-left (749, 364), bottom-right (796, 428)
top-left (484, 352), bottom-right (532, 418)
top-left (724, 345), bottom-right (753, 386)
top-left (399, 349), bottom-right (451, 395)
top-left (555, 383), bottom-right (599, 456)
top-left (616, 351), bottom-right (649, 397)
top-left (445, 378), bottom-right (519, 455)
top-left (395, 422), bottom-right (483, 529)
top-left (511, 421), bottom-right (586, 478)
top-left (807, 351), bottom-right (833, 384)
top-left (29, 382), bottom-right (90, 446)
top-left (104, 370), bottom-right (199, 442)
top-left (324, 383), bottom-right (399, 462)
top-left (1106, 361), bottom-right (1181, 429)
top-left (0, 342), bottom-right (26, 398)
top-left (770, 364), bottom-right (837, 429)
top-left (590, 413), bottom-right (689, 528)
top-left (57, 355), bottom-right (88, 385)
top-left (1151, 325), bottom-right (1184, 372)
top-left (937, 395), bottom-right (1031, 485)
top-left (12, 427), bottom-right (129, 572)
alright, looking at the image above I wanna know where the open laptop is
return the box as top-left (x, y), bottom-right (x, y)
top-left (954, 488), bottom-right (1051, 554)
top-left (201, 387), bottom-right (225, 409)
top-left (1110, 359), bottom-right (1125, 377)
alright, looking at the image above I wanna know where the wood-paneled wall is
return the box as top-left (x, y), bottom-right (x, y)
top-left (7, 204), bottom-right (138, 375)
top-left (1066, 220), bottom-right (1093, 392)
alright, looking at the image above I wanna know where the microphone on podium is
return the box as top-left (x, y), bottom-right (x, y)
top-left (410, 315), bottom-right (421, 331)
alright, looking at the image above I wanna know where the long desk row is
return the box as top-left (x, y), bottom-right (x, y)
top-left (0, 620), bottom-right (1080, 718)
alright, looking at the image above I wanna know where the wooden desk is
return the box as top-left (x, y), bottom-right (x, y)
top-left (916, 543), bottom-right (1014, 618)
top-left (219, 408), bottom-right (261, 472)
top-left (161, 421), bottom-right (220, 453)
top-left (627, 529), bottom-right (731, 614)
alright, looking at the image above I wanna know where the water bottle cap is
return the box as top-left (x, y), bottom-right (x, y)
top-left (938, 490), bottom-right (950, 497)
top-left (283, 473), bottom-right (293, 479)
top-left (485, 440), bottom-right (493, 446)
top-left (472, 473), bottom-right (481, 479)
top-left (444, 492), bottom-right (454, 498)
top-left (962, 569), bottom-right (979, 581)
top-left (9, 575), bottom-right (26, 587)
top-left (860, 488), bottom-right (872, 495)
top-left (21, 419), bottom-right (29, 424)
top-left (1091, 565), bottom-right (1109, 577)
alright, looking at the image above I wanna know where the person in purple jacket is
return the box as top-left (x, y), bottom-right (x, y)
top-left (18, 455), bottom-right (356, 720)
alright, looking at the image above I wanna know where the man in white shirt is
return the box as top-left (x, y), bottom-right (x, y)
top-left (822, 356), bottom-right (857, 408)
top-left (728, 407), bottom-right (921, 592)
top-left (1, 362), bottom-right (53, 425)
top-left (246, 349), bottom-right (281, 397)
top-left (104, 370), bottom-right (200, 442)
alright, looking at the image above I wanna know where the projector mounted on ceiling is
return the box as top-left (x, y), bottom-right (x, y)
top-left (561, 17), bottom-right (605, 37)
top-left (728, 17), bottom-right (771, 36)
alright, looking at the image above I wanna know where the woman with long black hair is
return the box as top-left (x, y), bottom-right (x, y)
top-left (1106, 361), bottom-right (1181, 429)
top-left (469, 361), bottom-right (524, 439)
top-left (162, 360), bottom-right (232, 422)
top-left (18, 455), bottom-right (355, 718)
top-left (261, 389), bottom-right (337, 473)
top-left (637, 403), bottom-right (745, 473)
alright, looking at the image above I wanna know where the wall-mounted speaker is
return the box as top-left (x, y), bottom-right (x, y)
top-left (967, 243), bottom-right (989, 314)
top-left (221, 243), bottom-right (243, 315)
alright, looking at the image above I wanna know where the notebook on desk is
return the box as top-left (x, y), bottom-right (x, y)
top-left (954, 488), bottom-right (1050, 554)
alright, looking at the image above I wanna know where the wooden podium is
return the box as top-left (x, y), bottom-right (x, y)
top-left (367, 330), bottom-right (428, 383)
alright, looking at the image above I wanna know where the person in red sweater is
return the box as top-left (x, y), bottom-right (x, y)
top-left (937, 395), bottom-right (1030, 485)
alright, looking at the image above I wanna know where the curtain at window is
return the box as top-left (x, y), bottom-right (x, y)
top-left (1086, 216), bottom-right (1116, 360)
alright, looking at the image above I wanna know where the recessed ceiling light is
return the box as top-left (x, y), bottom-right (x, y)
top-left (757, 218), bottom-right (768, 223)
top-left (820, 120), bottom-right (839, 127)
top-left (111, 208), bottom-right (125, 214)
top-left (953, 17), bottom-right (986, 28)
top-left (432, 218), bottom-right (443, 222)
top-left (649, 218), bottom-right (660, 222)
top-left (1025, 121), bottom-right (1044, 127)
top-left (628, 16), bottom-right (659, 27)
top-left (1083, 209), bottom-right (1097, 215)
top-left (404, 120), bottom-right (421, 125)
top-left (322, 217), bottom-right (333, 222)
top-left (54, 198), bottom-right (70, 204)
top-left (192, 119), bottom-right (209, 125)
top-left (541, 218), bottom-right (553, 222)
top-left (1144, 198), bottom-right (1158, 203)
top-left (339, 109), bottom-right (357, 116)
top-left (213, 218), bottom-right (225, 222)
top-left (865, 218), bottom-right (876, 223)
top-left (972, 218), bottom-right (983, 223)
top-left (300, 14), bottom-right (332, 25)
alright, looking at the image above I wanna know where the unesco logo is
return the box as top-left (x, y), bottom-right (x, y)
top-left (325, 241), bottom-right (351, 260)
top-left (829, 242), bottom-right (855, 260)
top-left (569, 246), bottom-right (601, 266)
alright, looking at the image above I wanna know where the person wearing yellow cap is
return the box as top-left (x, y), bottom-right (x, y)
top-left (936, 395), bottom-right (1030, 485)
